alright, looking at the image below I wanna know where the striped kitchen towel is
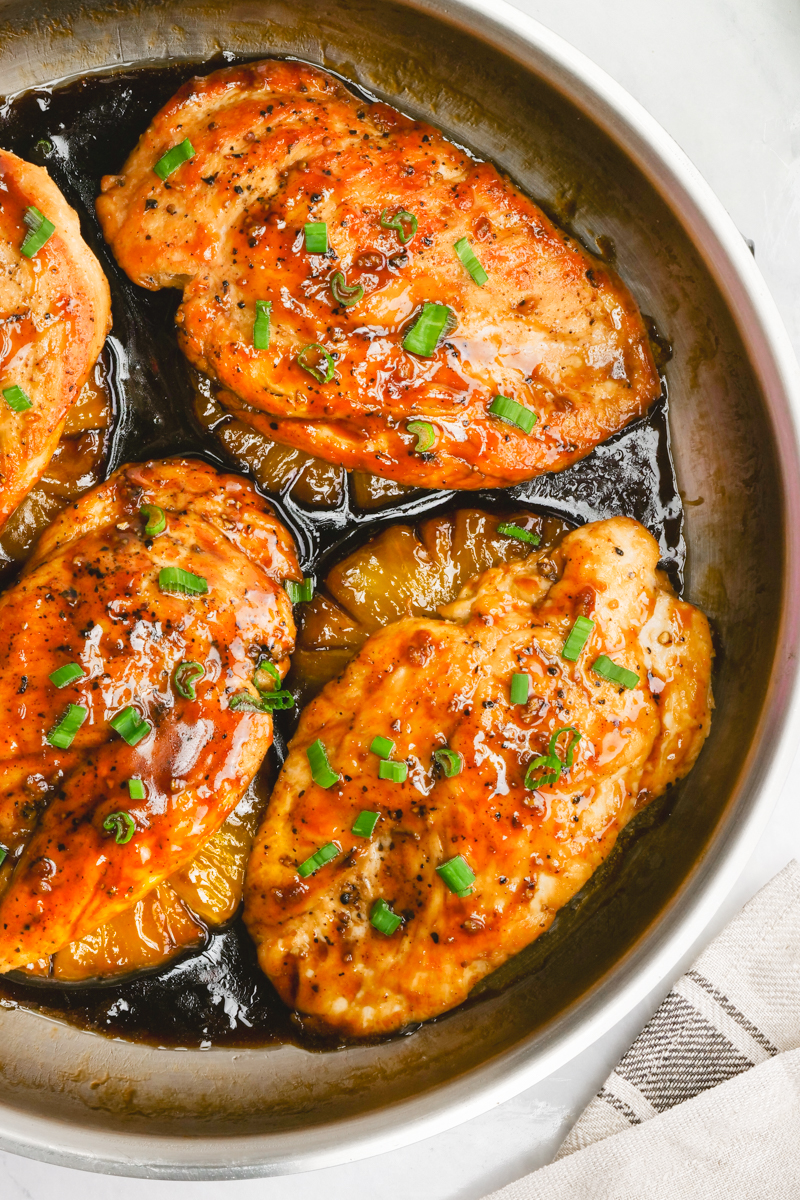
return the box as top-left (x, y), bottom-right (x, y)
top-left (556, 857), bottom-right (800, 1157)
top-left (480, 860), bottom-right (800, 1200)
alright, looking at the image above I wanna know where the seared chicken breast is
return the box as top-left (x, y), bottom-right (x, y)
top-left (97, 59), bottom-right (660, 490)
top-left (0, 149), bottom-right (111, 527)
top-left (244, 516), bottom-right (712, 1036)
top-left (0, 457), bottom-right (299, 974)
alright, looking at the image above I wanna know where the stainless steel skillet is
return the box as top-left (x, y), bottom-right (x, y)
top-left (0, 0), bottom-right (799, 1178)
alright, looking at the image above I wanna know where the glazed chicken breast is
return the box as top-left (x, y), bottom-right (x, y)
top-left (244, 516), bottom-right (713, 1036)
top-left (0, 149), bottom-right (111, 527)
top-left (96, 59), bottom-right (660, 490)
top-left (0, 457), bottom-right (299, 974)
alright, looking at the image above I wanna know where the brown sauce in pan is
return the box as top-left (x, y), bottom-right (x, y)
top-left (0, 58), bottom-right (683, 1049)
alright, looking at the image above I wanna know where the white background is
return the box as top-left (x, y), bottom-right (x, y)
top-left (4, 0), bottom-right (800, 1196)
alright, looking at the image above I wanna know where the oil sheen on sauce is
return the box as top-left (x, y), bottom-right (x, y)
top-left (0, 59), bottom-right (682, 1049)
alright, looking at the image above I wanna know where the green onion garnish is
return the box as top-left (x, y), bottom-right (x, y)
top-left (259, 690), bottom-right (295, 711)
top-left (3, 385), bottom-right (32, 412)
top-left (49, 663), bottom-right (84, 689)
top-left (158, 566), bottom-right (208, 596)
top-left (379, 759), bottom-right (407, 783)
top-left (153, 138), bottom-right (195, 180)
top-left (510, 673), bottom-right (530, 705)
top-left (562, 616), bottom-right (595, 662)
top-left (370, 897), bottom-right (402, 936)
top-left (297, 841), bottom-right (339, 878)
top-left (297, 343), bottom-right (335, 384)
top-left (20, 206), bottom-right (55, 257)
top-left (0, 845), bottom-right (7, 867)
top-left (436, 854), bottom-right (476, 897)
top-left (403, 303), bottom-right (454, 357)
top-left (489, 394), bottom-right (537, 434)
top-left (128, 779), bottom-right (146, 800)
top-left (352, 810), bottom-right (380, 838)
top-left (253, 300), bottom-right (271, 350)
top-left (497, 522), bottom-right (540, 546)
top-left (592, 654), bottom-right (639, 690)
top-left (433, 747), bottom-right (462, 777)
top-left (380, 208), bottom-right (418, 245)
top-left (453, 237), bottom-right (488, 286)
top-left (109, 706), bottom-right (151, 746)
top-left (285, 577), bottom-right (314, 603)
top-left (140, 504), bottom-right (166, 536)
top-left (307, 739), bottom-right (340, 788)
top-left (228, 689), bottom-right (294, 713)
top-left (370, 735), bottom-right (395, 759)
top-left (330, 271), bottom-right (364, 307)
top-left (173, 660), bottom-right (205, 700)
top-left (103, 811), bottom-right (136, 845)
top-left (254, 659), bottom-right (281, 692)
top-left (525, 725), bottom-right (581, 790)
top-left (46, 703), bottom-right (87, 749)
top-left (407, 420), bottom-right (437, 453)
top-left (304, 222), bottom-right (328, 253)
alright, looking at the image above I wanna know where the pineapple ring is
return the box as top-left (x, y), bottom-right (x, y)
top-left (290, 507), bottom-right (573, 704)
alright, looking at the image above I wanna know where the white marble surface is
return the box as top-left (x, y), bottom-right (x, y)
top-left (4, 0), bottom-right (800, 1196)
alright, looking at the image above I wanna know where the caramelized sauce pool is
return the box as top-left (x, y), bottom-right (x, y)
top-left (0, 58), bottom-right (683, 1049)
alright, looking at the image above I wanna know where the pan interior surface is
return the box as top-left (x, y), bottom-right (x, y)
top-left (0, 0), bottom-right (795, 1177)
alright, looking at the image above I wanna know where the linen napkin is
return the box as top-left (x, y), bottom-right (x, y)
top-left (482, 858), bottom-right (800, 1199)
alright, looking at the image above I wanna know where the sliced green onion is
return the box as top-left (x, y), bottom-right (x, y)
top-left (489, 394), bottom-right (537, 435)
top-left (254, 659), bottom-right (281, 692)
top-left (562, 616), bottom-right (595, 662)
top-left (253, 300), bottom-right (271, 350)
top-left (454, 236), bottom-right (488, 286)
top-left (258, 689), bottom-right (295, 711)
top-left (592, 654), bottom-right (639, 690)
top-left (153, 138), bottom-right (195, 180)
top-left (228, 689), bottom-right (294, 713)
top-left (158, 566), bottom-right (208, 596)
top-left (510, 673), bottom-right (530, 705)
top-left (352, 810), bottom-right (380, 838)
top-left (330, 272), bottom-right (364, 307)
top-left (380, 208), bottom-right (418, 245)
top-left (228, 690), bottom-right (265, 712)
top-left (103, 811), bottom-right (136, 845)
top-left (109, 706), bottom-right (151, 746)
top-left (173, 660), bottom-right (205, 700)
top-left (436, 854), bottom-right (476, 897)
top-left (46, 703), bottom-right (87, 749)
top-left (20, 206), bottom-right (55, 257)
top-left (370, 734), bottom-right (395, 759)
top-left (370, 897), bottom-right (402, 936)
top-left (285, 577), bottom-right (314, 604)
top-left (0, 845), bottom-right (7, 867)
top-left (3, 385), bottom-right (32, 412)
top-left (49, 663), bottom-right (84, 689)
top-left (304, 222), bottom-right (329, 253)
top-left (433, 747), bottom-right (462, 777)
top-left (403, 303), bottom-right (454, 357)
top-left (379, 759), bottom-right (407, 783)
top-left (140, 504), bottom-right (166, 536)
top-left (307, 739), bottom-right (340, 788)
top-left (297, 840), bottom-right (339, 878)
top-left (525, 725), bottom-right (582, 790)
top-left (127, 778), bottom-right (146, 800)
top-left (297, 343), bottom-right (335, 384)
top-left (497, 522), bottom-right (540, 546)
top-left (407, 420), bottom-right (437, 453)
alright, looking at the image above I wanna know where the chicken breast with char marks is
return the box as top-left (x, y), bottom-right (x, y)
top-left (0, 149), bottom-right (111, 527)
top-left (97, 59), bottom-right (660, 490)
top-left (244, 516), bottom-right (713, 1036)
top-left (0, 457), bottom-right (299, 975)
